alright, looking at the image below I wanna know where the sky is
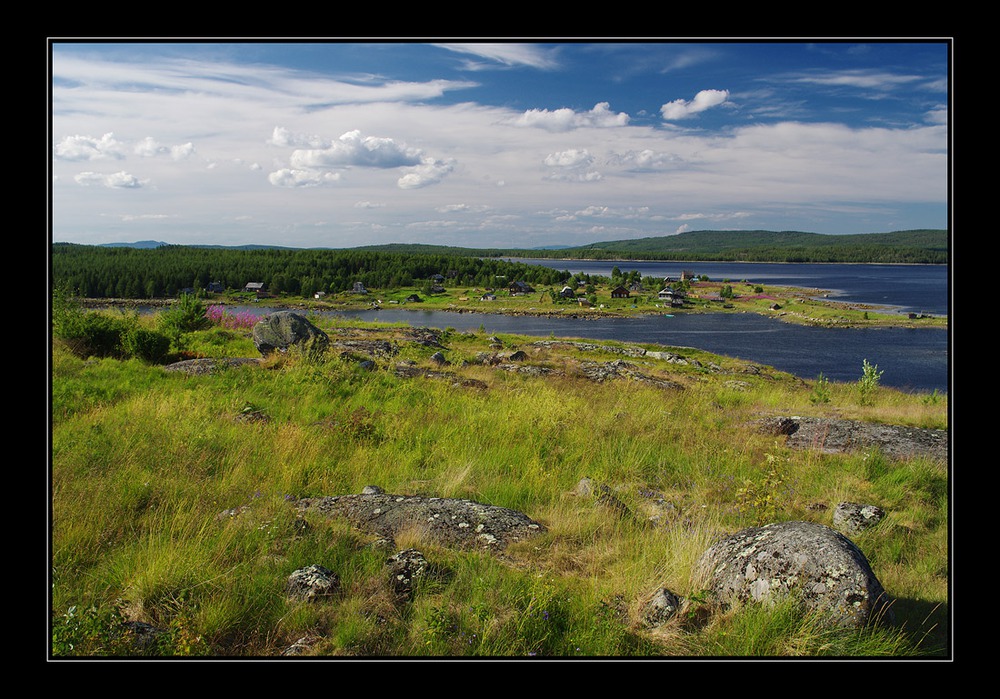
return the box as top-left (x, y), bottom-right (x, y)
top-left (49, 40), bottom-right (951, 249)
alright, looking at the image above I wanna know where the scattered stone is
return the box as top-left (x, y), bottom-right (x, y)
top-left (642, 588), bottom-right (682, 628)
top-left (833, 502), bottom-right (887, 535)
top-left (286, 564), bottom-right (340, 603)
top-left (574, 478), bottom-right (634, 520)
top-left (122, 620), bottom-right (165, 651)
top-left (508, 350), bottom-right (528, 361)
top-left (430, 351), bottom-right (448, 365)
top-left (695, 521), bottom-right (894, 628)
top-left (387, 548), bottom-right (429, 601)
top-left (281, 635), bottom-right (321, 656)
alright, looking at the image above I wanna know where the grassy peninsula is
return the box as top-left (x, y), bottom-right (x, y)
top-left (50, 296), bottom-right (949, 658)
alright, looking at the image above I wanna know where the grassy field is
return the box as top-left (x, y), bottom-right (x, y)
top-left (49, 304), bottom-right (950, 658)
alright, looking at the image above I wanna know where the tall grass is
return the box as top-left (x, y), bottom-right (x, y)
top-left (49, 314), bottom-right (949, 658)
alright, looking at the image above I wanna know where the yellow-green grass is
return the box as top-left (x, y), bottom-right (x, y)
top-left (50, 314), bottom-right (949, 657)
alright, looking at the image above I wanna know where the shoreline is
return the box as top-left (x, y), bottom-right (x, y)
top-left (81, 293), bottom-right (948, 330)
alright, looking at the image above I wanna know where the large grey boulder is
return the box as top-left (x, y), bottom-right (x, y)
top-left (695, 521), bottom-right (893, 628)
top-left (252, 311), bottom-right (329, 356)
top-left (296, 491), bottom-right (546, 551)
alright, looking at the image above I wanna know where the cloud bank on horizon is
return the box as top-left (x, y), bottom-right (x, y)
top-left (49, 40), bottom-right (950, 249)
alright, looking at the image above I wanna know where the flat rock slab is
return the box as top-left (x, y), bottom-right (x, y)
top-left (758, 416), bottom-right (947, 461)
top-left (296, 492), bottom-right (546, 550)
top-left (163, 357), bottom-right (263, 375)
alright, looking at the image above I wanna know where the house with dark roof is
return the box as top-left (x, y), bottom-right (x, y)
top-left (610, 286), bottom-right (630, 299)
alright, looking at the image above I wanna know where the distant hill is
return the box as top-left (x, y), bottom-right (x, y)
top-left (73, 229), bottom-right (948, 264)
top-left (505, 229), bottom-right (949, 264)
top-left (98, 240), bottom-right (169, 249)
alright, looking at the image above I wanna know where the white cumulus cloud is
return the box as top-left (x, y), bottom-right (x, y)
top-left (290, 129), bottom-right (423, 169)
top-left (55, 133), bottom-right (126, 161)
top-left (74, 170), bottom-right (145, 188)
top-left (508, 102), bottom-right (629, 132)
top-left (397, 157), bottom-right (456, 189)
top-left (268, 168), bottom-right (342, 188)
top-left (268, 126), bottom-right (329, 149)
top-left (544, 149), bottom-right (594, 168)
top-left (661, 89), bottom-right (730, 120)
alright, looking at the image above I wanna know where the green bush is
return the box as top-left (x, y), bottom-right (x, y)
top-left (52, 288), bottom-right (171, 362)
top-left (121, 326), bottom-right (171, 363)
top-left (56, 311), bottom-right (131, 359)
top-left (159, 294), bottom-right (210, 345)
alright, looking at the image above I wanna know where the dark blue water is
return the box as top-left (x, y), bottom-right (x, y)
top-left (202, 262), bottom-right (950, 394)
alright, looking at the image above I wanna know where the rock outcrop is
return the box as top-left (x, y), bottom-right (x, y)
top-left (756, 416), bottom-right (947, 461)
top-left (695, 520), bottom-right (893, 628)
top-left (163, 357), bottom-right (262, 375)
top-left (296, 490), bottom-right (546, 551)
top-left (252, 311), bottom-right (330, 356)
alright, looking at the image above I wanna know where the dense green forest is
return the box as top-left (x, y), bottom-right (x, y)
top-left (52, 228), bottom-right (948, 299)
top-left (548, 229), bottom-right (949, 263)
top-left (353, 229), bottom-right (948, 264)
top-left (50, 244), bottom-right (573, 299)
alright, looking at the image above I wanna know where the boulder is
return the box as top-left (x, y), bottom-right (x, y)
top-left (252, 311), bottom-right (329, 356)
top-left (695, 521), bottom-right (893, 628)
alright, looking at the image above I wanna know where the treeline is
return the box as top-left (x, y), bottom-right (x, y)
top-left (50, 244), bottom-right (573, 299)
top-left (501, 229), bottom-right (949, 264)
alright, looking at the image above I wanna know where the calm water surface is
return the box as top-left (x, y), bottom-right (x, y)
top-left (203, 262), bottom-right (950, 394)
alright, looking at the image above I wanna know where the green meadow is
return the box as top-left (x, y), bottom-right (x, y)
top-left (50, 300), bottom-right (949, 658)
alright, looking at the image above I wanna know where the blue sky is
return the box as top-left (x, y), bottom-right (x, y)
top-left (49, 40), bottom-right (950, 249)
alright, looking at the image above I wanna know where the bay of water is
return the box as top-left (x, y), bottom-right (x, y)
top-left (202, 262), bottom-right (950, 394)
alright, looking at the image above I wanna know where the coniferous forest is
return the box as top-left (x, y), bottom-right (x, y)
top-left (50, 244), bottom-right (573, 299)
top-left (50, 228), bottom-right (947, 300)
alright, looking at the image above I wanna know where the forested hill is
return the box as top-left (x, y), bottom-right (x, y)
top-left (495, 229), bottom-right (948, 263)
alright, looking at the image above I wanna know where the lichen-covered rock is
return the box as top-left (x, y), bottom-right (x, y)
top-left (833, 502), bottom-right (887, 535)
top-left (387, 548), bottom-right (429, 601)
top-left (642, 587), bottom-right (682, 628)
top-left (286, 564), bottom-right (339, 602)
top-left (296, 492), bottom-right (546, 551)
top-left (695, 521), bottom-right (893, 628)
top-left (163, 357), bottom-right (262, 375)
top-left (252, 311), bottom-right (329, 356)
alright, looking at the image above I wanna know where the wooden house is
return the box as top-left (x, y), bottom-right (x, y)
top-left (509, 280), bottom-right (534, 295)
top-left (610, 286), bottom-right (630, 299)
top-left (243, 281), bottom-right (264, 294)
